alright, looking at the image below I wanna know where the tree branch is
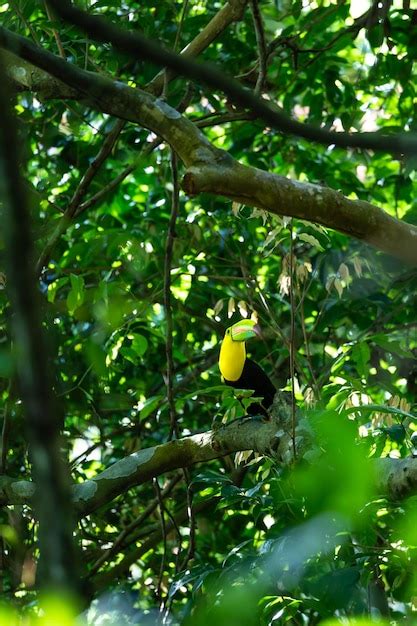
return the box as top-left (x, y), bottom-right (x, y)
top-left (3, 418), bottom-right (417, 518)
top-left (35, 119), bottom-right (125, 274)
top-left (182, 163), bottom-right (417, 265)
top-left (42, 0), bottom-right (417, 155)
top-left (5, 2), bottom-right (246, 274)
top-left (3, 48), bottom-right (78, 99)
top-left (1, 418), bottom-right (281, 513)
top-left (147, 0), bottom-right (248, 96)
top-left (0, 58), bottom-right (79, 590)
top-left (2, 29), bottom-right (417, 265)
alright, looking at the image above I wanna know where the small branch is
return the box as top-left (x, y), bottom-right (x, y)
top-left (154, 477), bottom-right (169, 603)
top-left (9, 0), bottom-right (41, 46)
top-left (75, 112), bottom-right (249, 218)
top-left (92, 495), bottom-right (220, 594)
top-left (148, 0), bottom-right (248, 96)
top-left (40, 1), bottom-right (417, 155)
top-left (36, 119), bottom-right (124, 274)
top-left (92, 464), bottom-right (247, 594)
top-left (3, 29), bottom-right (417, 264)
top-left (44, 1), bottom-right (67, 59)
top-left (288, 226), bottom-right (297, 460)
top-left (250, 0), bottom-right (267, 94)
top-left (164, 152), bottom-right (180, 440)
top-left (0, 380), bottom-right (13, 474)
top-left (68, 120), bottom-right (124, 213)
top-left (88, 474), bottom-right (181, 576)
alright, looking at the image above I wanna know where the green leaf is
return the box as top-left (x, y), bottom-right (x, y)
top-left (371, 334), bottom-right (413, 358)
top-left (47, 276), bottom-right (68, 303)
top-left (130, 333), bottom-right (148, 357)
top-left (139, 396), bottom-right (161, 420)
top-left (0, 349), bottom-right (13, 378)
top-left (298, 233), bottom-right (324, 250)
top-left (351, 342), bottom-right (370, 378)
top-left (367, 24), bottom-right (385, 49)
top-left (344, 404), bottom-right (415, 421)
top-left (66, 273), bottom-right (85, 314)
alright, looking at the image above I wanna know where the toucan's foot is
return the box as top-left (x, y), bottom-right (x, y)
top-left (246, 413), bottom-right (269, 423)
top-left (211, 412), bottom-right (224, 431)
top-left (215, 413), bottom-right (269, 429)
top-left (246, 412), bottom-right (271, 423)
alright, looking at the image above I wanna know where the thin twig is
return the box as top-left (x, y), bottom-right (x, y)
top-left (0, 379), bottom-right (13, 474)
top-left (36, 119), bottom-right (125, 274)
top-left (164, 151), bottom-right (180, 441)
top-left (178, 478), bottom-right (195, 571)
top-left (89, 474), bottom-right (181, 576)
top-left (44, 0), bottom-right (67, 59)
top-left (250, 0), bottom-right (267, 94)
top-left (299, 298), bottom-right (319, 398)
top-left (288, 223), bottom-right (297, 460)
top-left (173, 0), bottom-right (190, 52)
top-left (9, 0), bottom-right (41, 46)
top-left (154, 477), bottom-right (169, 604)
top-left (68, 120), bottom-right (125, 212)
top-left (162, 0), bottom-right (190, 97)
top-left (75, 136), bottom-right (160, 216)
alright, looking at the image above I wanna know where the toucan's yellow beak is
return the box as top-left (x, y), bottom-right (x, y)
top-left (229, 319), bottom-right (262, 342)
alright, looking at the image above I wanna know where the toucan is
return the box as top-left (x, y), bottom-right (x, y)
top-left (219, 319), bottom-right (276, 416)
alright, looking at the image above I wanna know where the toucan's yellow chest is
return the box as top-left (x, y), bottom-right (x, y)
top-left (219, 334), bottom-right (246, 382)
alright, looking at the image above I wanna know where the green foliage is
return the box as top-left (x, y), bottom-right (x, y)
top-left (1, 0), bottom-right (417, 624)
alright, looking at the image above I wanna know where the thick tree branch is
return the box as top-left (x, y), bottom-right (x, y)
top-left (44, 0), bottom-right (417, 155)
top-left (2, 30), bottom-right (417, 266)
top-left (72, 418), bottom-right (280, 516)
top-left (3, 420), bottom-right (417, 519)
top-left (0, 419), bottom-right (281, 513)
top-left (3, 48), bottom-right (78, 99)
top-left (3, 28), bottom-right (417, 265)
top-left (182, 163), bottom-right (417, 265)
top-left (375, 457), bottom-right (417, 499)
top-left (33, 2), bottom-right (243, 272)
top-left (2, 28), bottom-right (417, 264)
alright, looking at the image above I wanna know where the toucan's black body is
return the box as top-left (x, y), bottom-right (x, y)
top-left (224, 357), bottom-right (276, 416)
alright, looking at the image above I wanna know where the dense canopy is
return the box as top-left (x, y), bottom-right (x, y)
top-left (0, 0), bottom-right (417, 624)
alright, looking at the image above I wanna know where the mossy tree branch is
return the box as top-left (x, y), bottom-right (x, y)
top-left (1, 29), bottom-right (417, 265)
top-left (2, 419), bottom-right (417, 516)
